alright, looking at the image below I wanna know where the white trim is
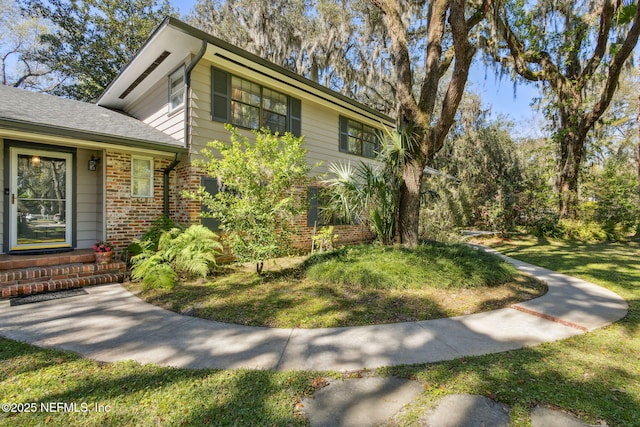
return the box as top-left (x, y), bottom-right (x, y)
top-left (9, 147), bottom-right (73, 251)
top-left (168, 65), bottom-right (186, 113)
top-left (131, 155), bottom-right (154, 198)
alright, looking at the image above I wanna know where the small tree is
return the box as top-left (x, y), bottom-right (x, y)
top-left (194, 125), bottom-right (312, 273)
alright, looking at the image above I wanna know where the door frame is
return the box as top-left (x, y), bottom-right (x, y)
top-left (3, 140), bottom-right (77, 254)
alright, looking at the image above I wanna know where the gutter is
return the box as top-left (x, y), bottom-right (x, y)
top-left (184, 39), bottom-right (207, 151)
top-left (163, 152), bottom-right (182, 215)
top-left (162, 39), bottom-right (206, 217)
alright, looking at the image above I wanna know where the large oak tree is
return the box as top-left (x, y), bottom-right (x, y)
top-left (371, 0), bottom-right (488, 246)
top-left (487, 0), bottom-right (640, 218)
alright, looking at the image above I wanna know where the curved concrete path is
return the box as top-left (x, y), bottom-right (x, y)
top-left (0, 247), bottom-right (627, 371)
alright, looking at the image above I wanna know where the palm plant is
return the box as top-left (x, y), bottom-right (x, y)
top-left (323, 127), bottom-right (415, 245)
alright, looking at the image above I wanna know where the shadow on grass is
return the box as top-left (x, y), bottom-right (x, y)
top-left (0, 337), bottom-right (320, 426)
top-left (382, 340), bottom-right (640, 426)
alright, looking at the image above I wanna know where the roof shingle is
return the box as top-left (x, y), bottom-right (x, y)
top-left (0, 85), bottom-right (183, 150)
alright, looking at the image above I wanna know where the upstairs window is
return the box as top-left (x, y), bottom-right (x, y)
top-left (168, 66), bottom-right (185, 112)
top-left (339, 116), bottom-right (379, 159)
top-left (211, 66), bottom-right (301, 136)
top-left (131, 156), bottom-right (154, 197)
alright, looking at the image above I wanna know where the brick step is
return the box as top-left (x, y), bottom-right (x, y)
top-left (1, 272), bottom-right (126, 299)
top-left (0, 261), bottom-right (126, 285)
top-left (0, 249), bottom-right (96, 270)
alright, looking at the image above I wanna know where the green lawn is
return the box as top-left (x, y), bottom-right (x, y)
top-left (380, 236), bottom-right (640, 426)
top-left (128, 243), bottom-right (545, 328)
top-left (1, 237), bottom-right (637, 426)
top-left (0, 338), bottom-right (329, 426)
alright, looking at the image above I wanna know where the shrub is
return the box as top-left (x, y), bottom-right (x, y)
top-left (304, 243), bottom-right (517, 289)
top-left (532, 213), bottom-right (559, 237)
top-left (125, 215), bottom-right (179, 262)
top-left (560, 219), bottom-right (607, 242)
top-left (312, 226), bottom-right (338, 252)
top-left (130, 225), bottom-right (223, 289)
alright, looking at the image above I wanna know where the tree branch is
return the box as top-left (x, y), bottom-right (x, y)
top-left (490, 5), bottom-right (561, 84)
top-left (585, 2), bottom-right (640, 130)
top-left (430, 0), bottom-right (481, 155)
top-left (580, 0), bottom-right (615, 81)
top-left (371, 0), bottom-right (421, 124)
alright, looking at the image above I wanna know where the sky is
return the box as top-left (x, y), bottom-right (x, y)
top-left (170, 0), bottom-right (544, 136)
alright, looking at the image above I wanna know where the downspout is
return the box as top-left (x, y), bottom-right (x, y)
top-left (163, 153), bottom-right (181, 216)
top-left (162, 39), bottom-right (207, 216)
top-left (184, 39), bottom-right (208, 150)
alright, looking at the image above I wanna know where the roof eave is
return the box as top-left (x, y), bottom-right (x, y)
top-left (0, 118), bottom-right (187, 154)
top-left (166, 17), bottom-right (394, 123)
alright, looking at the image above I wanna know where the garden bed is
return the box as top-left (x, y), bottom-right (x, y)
top-left (127, 243), bottom-right (546, 328)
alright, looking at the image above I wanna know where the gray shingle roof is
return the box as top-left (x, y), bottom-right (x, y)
top-left (0, 85), bottom-right (184, 152)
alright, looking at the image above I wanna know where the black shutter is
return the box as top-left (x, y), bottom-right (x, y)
top-left (211, 67), bottom-right (230, 122)
top-left (289, 97), bottom-right (302, 136)
top-left (339, 116), bottom-right (349, 152)
top-left (307, 186), bottom-right (319, 227)
top-left (201, 177), bottom-right (220, 232)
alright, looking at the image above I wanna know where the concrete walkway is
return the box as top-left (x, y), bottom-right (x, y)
top-left (0, 248), bottom-right (627, 372)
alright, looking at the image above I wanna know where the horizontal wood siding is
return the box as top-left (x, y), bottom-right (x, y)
top-left (189, 61), bottom-right (383, 174)
top-left (76, 149), bottom-right (102, 249)
top-left (126, 77), bottom-right (185, 142)
top-left (189, 62), bottom-right (233, 157)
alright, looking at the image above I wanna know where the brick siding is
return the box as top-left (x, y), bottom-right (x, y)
top-left (104, 151), bottom-right (176, 253)
top-left (103, 155), bottom-right (372, 255)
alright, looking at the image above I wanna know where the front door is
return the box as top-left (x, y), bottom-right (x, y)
top-left (9, 147), bottom-right (73, 251)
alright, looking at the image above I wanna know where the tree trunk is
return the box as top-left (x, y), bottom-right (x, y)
top-left (398, 157), bottom-right (424, 247)
top-left (556, 130), bottom-right (585, 219)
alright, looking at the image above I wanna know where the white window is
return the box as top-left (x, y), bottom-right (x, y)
top-left (168, 66), bottom-right (185, 112)
top-left (132, 156), bottom-right (154, 197)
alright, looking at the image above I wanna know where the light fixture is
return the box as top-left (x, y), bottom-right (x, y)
top-left (31, 156), bottom-right (41, 167)
top-left (88, 155), bottom-right (100, 171)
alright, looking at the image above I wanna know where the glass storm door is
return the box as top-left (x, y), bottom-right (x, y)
top-left (9, 147), bottom-right (73, 251)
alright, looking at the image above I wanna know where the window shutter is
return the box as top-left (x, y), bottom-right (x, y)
top-left (339, 116), bottom-right (349, 152)
top-left (201, 177), bottom-right (220, 232)
top-left (289, 97), bottom-right (302, 136)
top-left (211, 67), bottom-right (230, 122)
top-left (307, 186), bottom-right (319, 227)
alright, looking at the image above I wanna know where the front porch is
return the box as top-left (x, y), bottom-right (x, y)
top-left (0, 249), bottom-right (126, 299)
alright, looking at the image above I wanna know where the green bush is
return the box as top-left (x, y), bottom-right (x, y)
top-left (130, 225), bottom-right (223, 289)
top-left (304, 243), bottom-right (517, 289)
top-left (535, 218), bottom-right (608, 242)
top-left (532, 213), bottom-right (560, 238)
top-left (192, 126), bottom-right (311, 273)
top-left (125, 215), bottom-right (180, 262)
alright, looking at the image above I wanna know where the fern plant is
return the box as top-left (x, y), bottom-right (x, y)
top-left (130, 225), bottom-right (223, 289)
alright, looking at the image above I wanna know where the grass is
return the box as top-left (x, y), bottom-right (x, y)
top-left (0, 338), bottom-right (329, 426)
top-left (127, 242), bottom-right (546, 328)
top-left (1, 236), bottom-right (638, 426)
top-left (379, 236), bottom-right (640, 426)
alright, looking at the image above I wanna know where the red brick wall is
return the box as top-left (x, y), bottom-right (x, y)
top-left (174, 163), bottom-right (202, 226)
top-left (104, 154), bottom-right (373, 256)
top-left (104, 151), bottom-right (176, 252)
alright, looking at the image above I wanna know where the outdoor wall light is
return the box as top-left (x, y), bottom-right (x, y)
top-left (88, 155), bottom-right (100, 171)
